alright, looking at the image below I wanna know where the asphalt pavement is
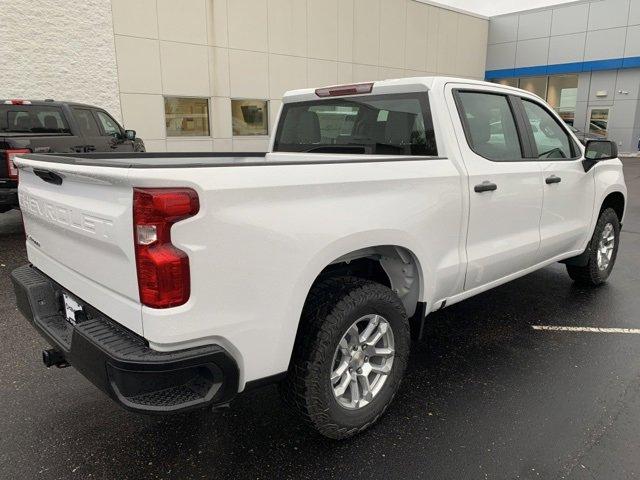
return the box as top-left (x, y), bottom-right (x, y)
top-left (1, 159), bottom-right (639, 480)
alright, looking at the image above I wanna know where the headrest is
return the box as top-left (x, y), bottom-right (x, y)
top-left (43, 114), bottom-right (59, 130)
top-left (16, 115), bottom-right (31, 130)
top-left (467, 115), bottom-right (490, 144)
top-left (297, 110), bottom-right (320, 143)
top-left (385, 111), bottom-right (413, 144)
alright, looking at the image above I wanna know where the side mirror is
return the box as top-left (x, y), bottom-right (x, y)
top-left (582, 139), bottom-right (617, 172)
top-left (124, 129), bottom-right (136, 141)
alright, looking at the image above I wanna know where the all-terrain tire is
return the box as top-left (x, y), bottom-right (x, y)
top-left (566, 207), bottom-right (620, 286)
top-left (280, 276), bottom-right (410, 439)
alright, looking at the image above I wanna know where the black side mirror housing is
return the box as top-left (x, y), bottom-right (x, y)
top-left (582, 139), bottom-right (617, 172)
top-left (125, 129), bottom-right (136, 141)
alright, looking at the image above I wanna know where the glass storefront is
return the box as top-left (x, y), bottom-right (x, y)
top-left (491, 74), bottom-right (578, 125)
top-left (589, 108), bottom-right (609, 137)
top-left (164, 97), bottom-right (210, 137)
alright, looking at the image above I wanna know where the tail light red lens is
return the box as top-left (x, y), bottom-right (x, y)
top-left (5, 149), bottom-right (30, 180)
top-left (133, 188), bottom-right (199, 309)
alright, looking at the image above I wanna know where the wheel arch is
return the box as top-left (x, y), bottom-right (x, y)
top-left (314, 245), bottom-right (424, 318)
top-left (600, 190), bottom-right (625, 223)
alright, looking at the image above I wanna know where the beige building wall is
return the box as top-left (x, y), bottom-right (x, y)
top-left (111, 0), bottom-right (488, 152)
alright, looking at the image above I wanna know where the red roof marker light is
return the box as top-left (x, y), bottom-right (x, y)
top-left (315, 83), bottom-right (374, 97)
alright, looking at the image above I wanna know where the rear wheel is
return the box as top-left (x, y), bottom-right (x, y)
top-left (566, 208), bottom-right (620, 286)
top-left (281, 277), bottom-right (410, 439)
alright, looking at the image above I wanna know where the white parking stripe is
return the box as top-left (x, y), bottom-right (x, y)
top-left (532, 325), bottom-right (640, 334)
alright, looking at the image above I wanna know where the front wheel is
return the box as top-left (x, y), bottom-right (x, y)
top-left (566, 207), bottom-right (620, 286)
top-left (281, 277), bottom-right (410, 439)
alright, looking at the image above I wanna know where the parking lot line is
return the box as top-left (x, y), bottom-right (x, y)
top-left (532, 325), bottom-right (640, 334)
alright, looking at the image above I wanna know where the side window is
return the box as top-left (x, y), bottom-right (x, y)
top-left (72, 108), bottom-right (101, 137)
top-left (522, 100), bottom-right (574, 159)
top-left (95, 111), bottom-right (122, 137)
top-left (456, 91), bottom-right (523, 161)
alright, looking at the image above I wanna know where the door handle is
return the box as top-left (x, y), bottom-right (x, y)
top-left (545, 175), bottom-right (561, 184)
top-left (474, 181), bottom-right (498, 193)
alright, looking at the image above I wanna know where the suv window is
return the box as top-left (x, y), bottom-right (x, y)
top-left (273, 93), bottom-right (437, 156)
top-left (73, 108), bottom-right (101, 137)
top-left (521, 99), bottom-right (575, 159)
top-left (456, 91), bottom-right (523, 161)
top-left (0, 105), bottom-right (70, 134)
top-left (95, 111), bottom-right (122, 137)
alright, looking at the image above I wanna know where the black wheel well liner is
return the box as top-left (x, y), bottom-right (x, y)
top-left (601, 191), bottom-right (625, 222)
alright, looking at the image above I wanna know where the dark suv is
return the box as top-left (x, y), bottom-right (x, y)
top-left (1, 99), bottom-right (144, 212)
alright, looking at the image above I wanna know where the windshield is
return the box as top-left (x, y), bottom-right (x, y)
top-left (273, 92), bottom-right (437, 156)
top-left (0, 105), bottom-right (71, 134)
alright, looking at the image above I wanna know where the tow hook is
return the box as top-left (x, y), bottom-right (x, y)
top-left (42, 348), bottom-right (69, 368)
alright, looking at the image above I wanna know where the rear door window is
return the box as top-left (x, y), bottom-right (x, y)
top-left (0, 106), bottom-right (70, 134)
top-left (273, 92), bottom-right (437, 155)
top-left (72, 108), bottom-right (101, 137)
top-left (455, 91), bottom-right (523, 161)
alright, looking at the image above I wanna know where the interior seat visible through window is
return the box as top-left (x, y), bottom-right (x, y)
top-left (456, 91), bottom-right (523, 161)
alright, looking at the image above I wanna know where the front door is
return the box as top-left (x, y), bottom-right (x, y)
top-left (93, 110), bottom-right (135, 152)
top-left (519, 98), bottom-right (595, 260)
top-left (449, 86), bottom-right (543, 290)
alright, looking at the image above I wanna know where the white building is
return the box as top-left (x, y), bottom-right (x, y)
top-left (0, 0), bottom-right (489, 152)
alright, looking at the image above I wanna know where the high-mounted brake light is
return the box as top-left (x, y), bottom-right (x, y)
top-left (315, 83), bottom-right (374, 97)
top-left (5, 149), bottom-right (30, 180)
top-left (3, 99), bottom-right (31, 105)
top-left (133, 188), bottom-right (199, 309)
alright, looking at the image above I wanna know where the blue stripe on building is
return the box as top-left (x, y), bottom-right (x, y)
top-left (485, 56), bottom-right (640, 80)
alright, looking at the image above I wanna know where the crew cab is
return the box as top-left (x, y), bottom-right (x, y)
top-left (11, 78), bottom-right (626, 439)
top-left (0, 99), bottom-right (144, 213)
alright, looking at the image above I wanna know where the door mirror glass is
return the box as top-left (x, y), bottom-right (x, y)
top-left (584, 139), bottom-right (617, 160)
top-left (125, 129), bottom-right (136, 141)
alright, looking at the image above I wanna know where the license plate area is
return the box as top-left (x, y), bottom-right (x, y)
top-left (62, 292), bottom-right (84, 326)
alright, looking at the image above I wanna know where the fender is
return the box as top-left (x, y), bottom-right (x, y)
top-left (273, 229), bottom-right (433, 371)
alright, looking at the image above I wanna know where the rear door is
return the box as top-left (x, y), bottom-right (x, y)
top-left (517, 97), bottom-right (595, 260)
top-left (448, 85), bottom-right (543, 290)
top-left (15, 156), bottom-right (142, 334)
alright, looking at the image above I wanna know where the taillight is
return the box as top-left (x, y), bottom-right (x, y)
top-left (133, 188), bottom-right (199, 309)
top-left (315, 82), bottom-right (373, 97)
top-left (5, 149), bottom-right (30, 180)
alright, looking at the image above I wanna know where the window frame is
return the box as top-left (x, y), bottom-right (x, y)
top-left (515, 96), bottom-right (581, 161)
top-left (452, 88), bottom-right (531, 162)
top-left (273, 91), bottom-right (438, 156)
top-left (231, 98), bottom-right (270, 137)
top-left (163, 96), bottom-right (211, 138)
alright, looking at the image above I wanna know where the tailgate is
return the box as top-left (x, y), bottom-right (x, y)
top-left (15, 155), bottom-right (142, 334)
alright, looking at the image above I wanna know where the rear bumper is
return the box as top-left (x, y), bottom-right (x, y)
top-left (0, 187), bottom-right (18, 209)
top-left (11, 264), bottom-right (239, 414)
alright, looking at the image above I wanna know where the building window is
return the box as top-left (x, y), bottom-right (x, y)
top-left (589, 108), bottom-right (609, 137)
top-left (492, 78), bottom-right (518, 88)
top-left (518, 76), bottom-right (547, 100)
top-left (164, 97), bottom-right (210, 137)
top-left (546, 75), bottom-right (578, 124)
top-left (231, 99), bottom-right (268, 136)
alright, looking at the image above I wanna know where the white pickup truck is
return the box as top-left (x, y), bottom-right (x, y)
top-left (11, 77), bottom-right (627, 439)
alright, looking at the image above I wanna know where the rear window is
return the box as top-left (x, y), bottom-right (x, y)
top-left (273, 92), bottom-right (437, 155)
top-left (0, 105), bottom-right (71, 134)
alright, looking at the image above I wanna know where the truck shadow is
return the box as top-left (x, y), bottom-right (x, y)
top-left (70, 264), bottom-right (627, 480)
